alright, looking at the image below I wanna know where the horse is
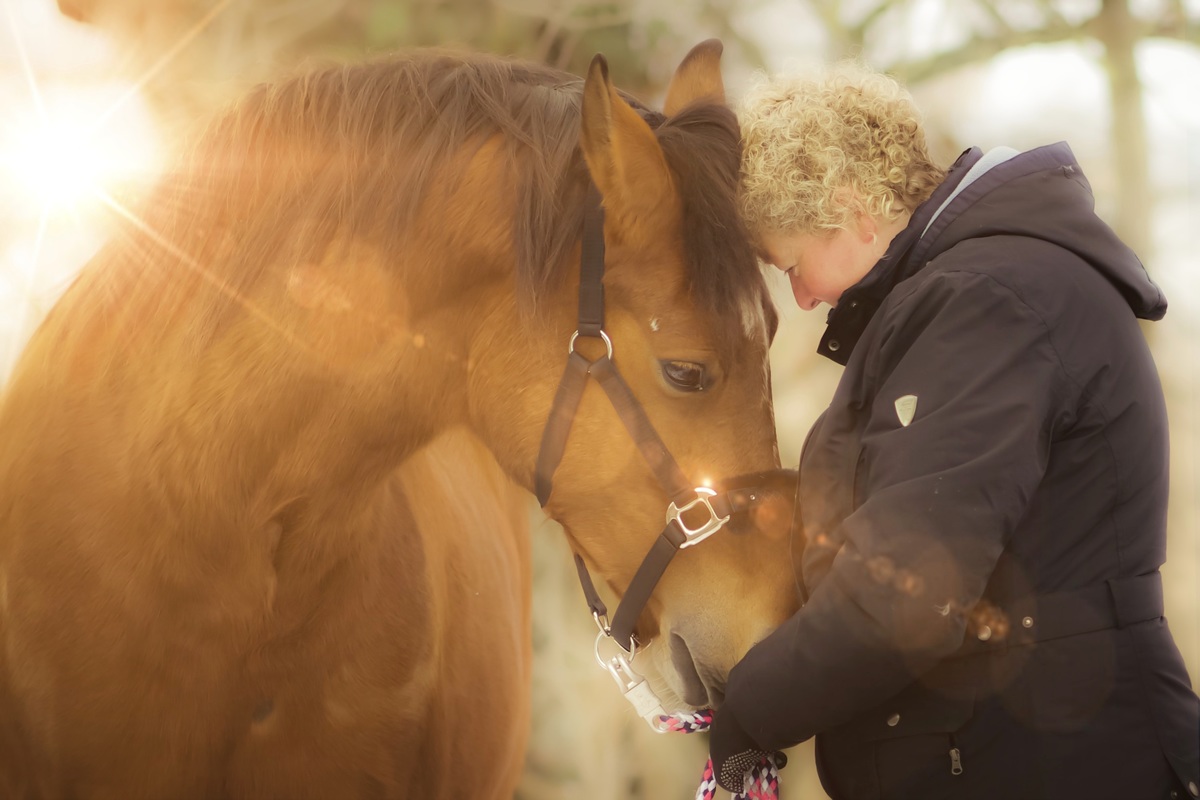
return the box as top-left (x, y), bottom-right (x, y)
top-left (0, 40), bottom-right (800, 798)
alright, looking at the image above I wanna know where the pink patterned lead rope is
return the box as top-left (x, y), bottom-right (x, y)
top-left (657, 711), bottom-right (782, 800)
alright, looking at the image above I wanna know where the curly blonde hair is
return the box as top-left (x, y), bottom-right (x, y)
top-left (737, 62), bottom-right (945, 238)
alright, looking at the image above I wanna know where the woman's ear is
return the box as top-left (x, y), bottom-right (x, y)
top-left (855, 210), bottom-right (879, 245)
top-left (831, 187), bottom-right (872, 239)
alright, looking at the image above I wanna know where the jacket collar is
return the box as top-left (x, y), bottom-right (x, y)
top-left (817, 147), bottom-right (984, 365)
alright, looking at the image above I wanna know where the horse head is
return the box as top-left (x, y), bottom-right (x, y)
top-left (469, 41), bottom-right (800, 712)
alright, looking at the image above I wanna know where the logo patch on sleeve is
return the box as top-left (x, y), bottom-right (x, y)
top-left (894, 394), bottom-right (918, 427)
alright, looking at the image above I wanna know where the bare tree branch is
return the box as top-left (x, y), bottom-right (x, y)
top-left (809, 0), bottom-right (842, 30)
top-left (884, 16), bottom-right (1086, 83)
top-left (1030, 0), bottom-right (1071, 29)
top-left (854, 0), bottom-right (898, 37)
top-left (1142, 15), bottom-right (1200, 43)
top-left (976, 0), bottom-right (1017, 35)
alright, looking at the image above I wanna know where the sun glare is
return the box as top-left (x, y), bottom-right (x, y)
top-left (0, 84), bottom-right (162, 213)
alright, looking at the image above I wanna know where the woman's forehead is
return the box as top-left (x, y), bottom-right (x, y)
top-left (758, 229), bottom-right (821, 262)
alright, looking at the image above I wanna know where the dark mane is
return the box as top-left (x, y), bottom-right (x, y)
top-left (60, 50), bottom-right (770, 357)
top-left (656, 103), bottom-right (772, 345)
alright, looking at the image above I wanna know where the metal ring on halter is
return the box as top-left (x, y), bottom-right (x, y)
top-left (594, 628), bottom-right (637, 667)
top-left (568, 329), bottom-right (613, 359)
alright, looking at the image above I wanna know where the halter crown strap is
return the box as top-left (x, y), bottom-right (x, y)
top-left (533, 185), bottom-right (605, 507)
top-left (576, 183), bottom-right (606, 337)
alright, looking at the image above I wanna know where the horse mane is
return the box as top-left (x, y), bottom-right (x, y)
top-left (655, 102), bottom-right (776, 343)
top-left (35, 50), bottom-right (770, 375)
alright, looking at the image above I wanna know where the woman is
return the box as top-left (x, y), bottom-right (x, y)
top-left (710, 63), bottom-right (1200, 800)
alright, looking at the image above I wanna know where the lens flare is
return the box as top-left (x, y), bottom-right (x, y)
top-left (0, 84), bottom-right (161, 213)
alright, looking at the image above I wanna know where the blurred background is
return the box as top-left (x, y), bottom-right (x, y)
top-left (1, 0), bottom-right (1196, 796)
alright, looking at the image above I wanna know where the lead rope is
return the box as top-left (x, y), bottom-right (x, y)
top-left (657, 711), bottom-right (782, 800)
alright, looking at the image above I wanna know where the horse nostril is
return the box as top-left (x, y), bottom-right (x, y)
top-left (669, 632), bottom-right (710, 708)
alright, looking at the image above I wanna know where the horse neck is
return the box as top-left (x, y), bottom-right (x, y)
top-left (1, 130), bottom-right (544, 546)
top-left (172, 266), bottom-right (513, 519)
top-left (145, 134), bottom-right (547, 513)
top-left (4, 247), bottom-right (517, 538)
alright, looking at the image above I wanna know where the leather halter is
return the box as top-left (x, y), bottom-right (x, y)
top-left (533, 183), bottom-right (784, 657)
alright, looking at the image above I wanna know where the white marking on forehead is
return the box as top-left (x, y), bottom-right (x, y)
top-left (739, 294), bottom-right (768, 341)
top-left (649, 317), bottom-right (660, 332)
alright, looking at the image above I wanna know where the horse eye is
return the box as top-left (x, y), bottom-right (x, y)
top-left (661, 360), bottom-right (707, 392)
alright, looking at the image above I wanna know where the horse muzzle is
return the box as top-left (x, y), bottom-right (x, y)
top-left (669, 630), bottom-right (725, 709)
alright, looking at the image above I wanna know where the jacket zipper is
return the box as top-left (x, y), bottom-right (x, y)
top-left (949, 734), bottom-right (964, 776)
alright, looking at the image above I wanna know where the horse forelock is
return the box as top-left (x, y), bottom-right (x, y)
top-left (655, 104), bottom-right (776, 358)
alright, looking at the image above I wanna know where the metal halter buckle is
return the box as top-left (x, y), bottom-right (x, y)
top-left (667, 486), bottom-right (730, 548)
top-left (594, 631), bottom-right (665, 732)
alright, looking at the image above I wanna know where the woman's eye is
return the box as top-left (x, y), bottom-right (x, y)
top-left (661, 360), bottom-right (707, 392)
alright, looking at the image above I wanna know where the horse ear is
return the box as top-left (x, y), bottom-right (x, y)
top-left (662, 39), bottom-right (726, 116)
top-left (580, 53), bottom-right (674, 230)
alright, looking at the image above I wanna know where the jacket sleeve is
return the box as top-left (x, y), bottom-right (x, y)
top-left (724, 268), bottom-right (1071, 751)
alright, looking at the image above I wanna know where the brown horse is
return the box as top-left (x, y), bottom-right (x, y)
top-left (0, 41), bottom-right (798, 798)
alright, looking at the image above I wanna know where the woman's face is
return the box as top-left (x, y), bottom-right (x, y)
top-left (759, 226), bottom-right (876, 311)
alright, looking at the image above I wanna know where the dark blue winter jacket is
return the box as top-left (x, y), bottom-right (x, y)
top-left (722, 143), bottom-right (1200, 800)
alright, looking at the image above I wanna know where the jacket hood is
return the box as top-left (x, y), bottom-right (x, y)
top-left (913, 142), bottom-right (1166, 321)
top-left (818, 143), bottom-right (1167, 365)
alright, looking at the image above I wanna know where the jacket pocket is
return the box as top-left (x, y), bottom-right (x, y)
top-left (820, 684), bottom-right (975, 800)
top-left (860, 687), bottom-right (975, 742)
top-left (871, 703), bottom-right (973, 800)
